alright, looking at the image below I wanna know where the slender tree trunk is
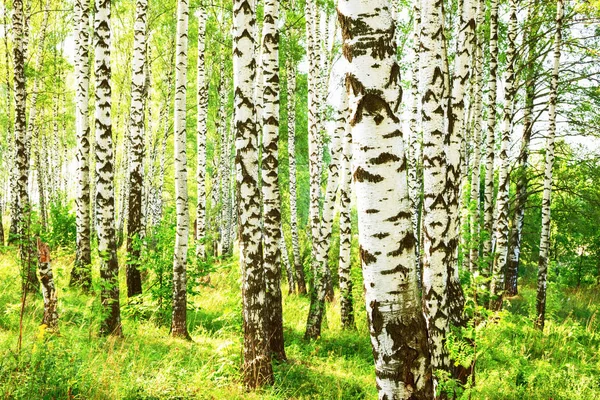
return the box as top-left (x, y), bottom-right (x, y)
top-left (489, 0), bottom-right (517, 311)
top-left (94, 0), bottom-right (122, 337)
top-left (196, 8), bottom-right (208, 261)
top-left (420, 0), bottom-right (452, 375)
top-left (286, 55), bottom-right (306, 294)
top-left (482, 0), bottom-right (499, 283)
top-left (261, 0), bottom-right (285, 361)
top-left (305, 62), bottom-right (345, 340)
top-left (305, 0), bottom-right (325, 340)
top-left (306, 0), bottom-right (322, 299)
top-left (445, 0), bottom-right (476, 331)
top-left (468, 0), bottom-right (485, 274)
top-left (171, 0), bottom-right (191, 340)
top-left (37, 238), bottom-right (58, 330)
top-left (408, 1), bottom-right (422, 280)
top-left (126, 0), bottom-right (148, 298)
top-left (338, 96), bottom-right (354, 331)
top-left (536, 0), bottom-right (563, 331)
top-left (234, 0), bottom-right (273, 388)
top-left (13, 0), bottom-right (38, 293)
top-left (506, 0), bottom-right (538, 297)
top-left (338, 1), bottom-right (433, 398)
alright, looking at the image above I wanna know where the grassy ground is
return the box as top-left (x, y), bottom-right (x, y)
top-left (1, 248), bottom-right (599, 399)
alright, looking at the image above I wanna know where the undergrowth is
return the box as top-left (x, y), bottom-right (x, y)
top-left (0, 249), bottom-right (599, 399)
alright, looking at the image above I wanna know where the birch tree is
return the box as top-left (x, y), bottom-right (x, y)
top-left (420, 0), bottom-right (453, 374)
top-left (196, 8), bottom-right (208, 261)
top-left (71, 0), bottom-right (92, 290)
top-left (536, 0), bottom-right (563, 331)
top-left (37, 238), bottom-right (58, 330)
top-left (306, 58), bottom-right (345, 340)
top-left (126, 0), bottom-right (149, 298)
top-left (94, 0), bottom-right (122, 336)
top-left (286, 52), bottom-right (306, 295)
top-left (338, 0), bottom-right (433, 397)
top-left (482, 0), bottom-right (499, 281)
top-left (261, 0), bottom-right (285, 361)
top-left (489, 0), bottom-right (517, 311)
top-left (338, 89), bottom-right (354, 330)
top-left (233, 0), bottom-right (273, 387)
top-left (468, 0), bottom-right (485, 274)
top-left (171, 0), bottom-right (191, 340)
top-left (506, 0), bottom-right (539, 296)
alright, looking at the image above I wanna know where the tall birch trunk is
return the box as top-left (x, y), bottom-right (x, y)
top-left (338, 95), bottom-right (354, 330)
top-left (171, 0), bottom-right (191, 340)
top-left (196, 8), bottom-right (208, 261)
top-left (536, 0), bottom-right (563, 331)
top-left (482, 0), bottom-right (499, 282)
top-left (338, 1), bottom-right (433, 397)
top-left (305, 60), bottom-right (345, 340)
top-left (420, 0), bottom-right (452, 374)
top-left (261, 0), bottom-right (285, 361)
top-left (489, 0), bottom-right (517, 311)
top-left (306, 0), bottom-right (322, 300)
top-left (286, 55), bottom-right (306, 294)
top-left (126, 0), bottom-right (148, 298)
top-left (234, 0), bottom-right (273, 388)
top-left (506, 0), bottom-right (538, 297)
top-left (443, 0), bottom-right (476, 332)
top-left (468, 0), bottom-right (485, 274)
top-left (94, 0), bottom-right (122, 337)
top-left (13, 0), bottom-right (38, 293)
top-left (408, 1), bottom-right (422, 279)
top-left (72, 0), bottom-right (93, 290)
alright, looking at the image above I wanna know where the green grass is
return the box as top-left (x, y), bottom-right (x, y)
top-left (1, 248), bottom-right (599, 399)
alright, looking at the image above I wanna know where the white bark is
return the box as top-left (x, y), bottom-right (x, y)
top-left (171, 0), bottom-right (190, 339)
top-left (536, 0), bottom-right (563, 331)
top-left (196, 8), bottom-right (208, 261)
top-left (338, 1), bottom-right (433, 397)
top-left (489, 0), bottom-right (517, 311)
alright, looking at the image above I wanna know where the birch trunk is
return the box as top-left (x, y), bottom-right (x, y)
top-left (468, 0), bottom-right (485, 274)
top-left (286, 55), bottom-right (306, 294)
top-left (489, 0), bottom-right (517, 311)
top-left (408, 1), bottom-right (422, 278)
top-left (13, 0), bottom-right (38, 293)
top-left (338, 95), bottom-right (354, 330)
top-left (338, 1), bottom-right (433, 397)
top-left (420, 0), bottom-right (452, 374)
top-left (126, 0), bottom-right (148, 298)
top-left (196, 8), bottom-right (208, 261)
top-left (171, 0), bottom-right (191, 340)
top-left (261, 0), bottom-right (285, 361)
top-left (94, 0), bottom-right (122, 337)
top-left (446, 0), bottom-right (477, 329)
top-left (506, 0), bottom-right (538, 297)
top-left (536, 0), bottom-right (563, 331)
top-left (37, 238), bottom-right (58, 330)
top-left (306, 0), bottom-right (322, 298)
top-left (72, 0), bottom-right (93, 290)
top-left (482, 0), bottom-right (499, 282)
top-left (234, 0), bottom-right (273, 387)
top-left (305, 60), bottom-right (345, 340)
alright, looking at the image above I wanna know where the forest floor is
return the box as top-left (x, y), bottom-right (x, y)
top-left (0, 248), bottom-right (599, 399)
